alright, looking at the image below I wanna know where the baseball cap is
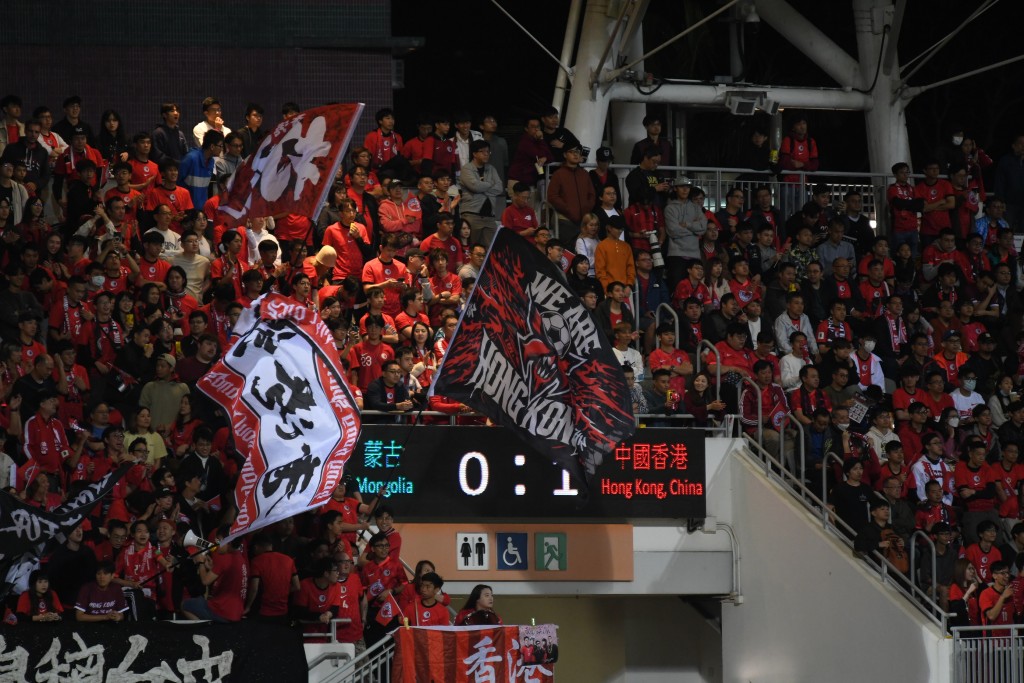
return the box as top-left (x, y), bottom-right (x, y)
top-left (596, 147), bottom-right (613, 162)
top-left (672, 176), bottom-right (692, 187)
top-left (71, 125), bottom-right (87, 138)
top-left (157, 353), bottom-right (176, 370)
top-left (942, 329), bottom-right (961, 341)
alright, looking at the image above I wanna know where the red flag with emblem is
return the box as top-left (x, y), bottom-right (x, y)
top-left (392, 626), bottom-right (555, 682)
top-left (375, 591), bottom-right (404, 626)
top-left (218, 103), bottom-right (364, 228)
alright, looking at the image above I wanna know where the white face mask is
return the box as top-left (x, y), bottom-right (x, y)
top-left (962, 379), bottom-right (977, 392)
top-left (863, 341), bottom-right (876, 353)
top-left (91, 275), bottom-right (105, 287)
top-left (948, 417), bottom-right (960, 428)
top-left (952, 136), bottom-right (963, 146)
top-left (836, 423), bottom-right (850, 431)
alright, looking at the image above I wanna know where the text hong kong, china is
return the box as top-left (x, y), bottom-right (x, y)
top-left (603, 441), bottom-right (703, 500)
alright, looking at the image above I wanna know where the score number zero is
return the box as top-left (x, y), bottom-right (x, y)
top-left (457, 452), bottom-right (579, 497)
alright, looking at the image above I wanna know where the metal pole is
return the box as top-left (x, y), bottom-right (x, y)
top-left (553, 0), bottom-right (584, 111)
top-left (906, 53), bottom-right (1024, 97)
top-left (488, 0), bottom-right (573, 77)
top-left (592, 0), bottom-right (631, 88)
top-left (606, 0), bottom-right (740, 82)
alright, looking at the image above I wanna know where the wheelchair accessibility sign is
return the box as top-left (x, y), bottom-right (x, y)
top-left (496, 533), bottom-right (529, 570)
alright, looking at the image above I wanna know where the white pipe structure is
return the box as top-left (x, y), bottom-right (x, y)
top-left (552, 0), bottom-right (584, 112)
top-left (562, 0), bottom-right (913, 179)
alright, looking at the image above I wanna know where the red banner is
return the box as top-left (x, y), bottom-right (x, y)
top-left (392, 626), bottom-right (555, 683)
top-left (218, 103), bottom-right (364, 228)
top-left (197, 294), bottom-right (361, 542)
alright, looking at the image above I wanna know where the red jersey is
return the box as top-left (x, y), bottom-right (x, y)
top-left (16, 590), bottom-right (64, 617)
top-left (419, 233), bottom-right (463, 272)
top-left (22, 414), bottom-right (70, 474)
top-left (336, 573), bottom-right (365, 642)
top-left (914, 502), bottom-right (957, 532)
top-left (144, 184), bottom-right (193, 233)
top-left (857, 280), bottom-right (889, 318)
top-left (672, 279), bottom-right (712, 308)
top-left (815, 318), bottom-right (853, 347)
top-left (401, 136), bottom-right (434, 169)
top-left (980, 585), bottom-right (1014, 636)
top-left (914, 179), bottom-right (955, 236)
top-left (949, 582), bottom-right (979, 626)
top-left (856, 254), bottom-right (896, 280)
top-left (320, 496), bottom-right (363, 549)
top-left (779, 135), bottom-right (819, 183)
top-left (361, 258), bottom-right (408, 317)
top-left (887, 182), bottom-right (918, 233)
top-left (323, 222), bottom-right (369, 281)
top-left (728, 278), bottom-right (760, 306)
top-left (648, 347), bottom-right (688, 396)
top-left (250, 551), bottom-right (297, 617)
top-left (206, 551), bottom-right (248, 622)
top-left (54, 145), bottom-right (106, 185)
top-left (933, 351), bottom-right (968, 388)
top-left (364, 129), bottom-right (404, 169)
top-left (116, 542), bottom-right (162, 587)
top-left (347, 340), bottom-right (394, 391)
top-left (360, 555), bottom-right (407, 601)
top-left (892, 389), bottom-right (925, 417)
top-left (954, 463), bottom-right (996, 512)
top-left (412, 598), bottom-right (450, 627)
top-left (965, 543), bottom-right (1002, 584)
top-left (20, 339), bottom-right (47, 373)
top-left (136, 256), bottom-right (171, 288)
top-left (210, 256), bottom-right (248, 300)
top-left (706, 342), bottom-right (755, 376)
top-left (501, 204), bottom-right (540, 239)
top-left (294, 578), bottom-right (341, 638)
top-left (128, 157), bottom-right (159, 188)
top-left (104, 186), bottom-right (144, 224)
top-left (430, 136), bottom-right (458, 175)
top-left (989, 461), bottom-right (1024, 519)
top-left (49, 295), bottom-right (92, 348)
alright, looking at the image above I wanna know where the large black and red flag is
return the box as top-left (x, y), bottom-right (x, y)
top-left (218, 103), bottom-right (364, 228)
top-left (429, 228), bottom-right (635, 492)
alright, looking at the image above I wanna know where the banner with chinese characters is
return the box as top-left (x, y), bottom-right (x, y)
top-left (218, 102), bottom-right (364, 227)
top-left (346, 427), bottom-right (705, 519)
top-left (391, 625), bottom-right (555, 683)
top-left (198, 293), bottom-right (361, 542)
top-left (0, 621), bottom-right (306, 682)
top-left (430, 228), bottom-right (635, 494)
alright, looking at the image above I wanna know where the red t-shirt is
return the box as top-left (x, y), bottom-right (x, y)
top-left (250, 551), bottom-right (297, 617)
top-left (320, 496), bottom-right (363, 549)
top-left (129, 158), bottom-right (159, 188)
top-left (419, 233), bottom-right (463, 271)
top-left (360, 555), bottom-right (407, 601)
top-left (17, 590), bottom-right (64, 617)
top-left (980, 585), bottom-right (1014, 636)
top-left (648, 348), bottom-right (688, 396)
top-left (362, 258), bottom-right (408, 318)
top-left (500, 204), bottom-right (540, 238)
top-left (336, 573), bottom-right (364, 643)
top-left (104, 186), bottom-right (145, 225)
top-left (144, 184), bottom-right (193, 233)
top-left (206, 551), bottom-right (248, 622)
top-left (348, 340), bottom-right (394, 391)
top-left (965, 543), bottom-right (1002, 584)
top-left (412, 598), bottom-right (450, 627)
top-left (294, 577), bottom-right (341, 638)
top-left (989, 461), bottom-right (1024, 518)
top-left (136, 256), bottom-right (171, 287)
top-left (913, 179), bottom-right (954, 236)
top-left (954, 463), bottom-right (996, 512)
top-left (887, 182), bottom-right (917, 233)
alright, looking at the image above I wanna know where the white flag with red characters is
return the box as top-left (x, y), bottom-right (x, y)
top-left (197, 293), bottom-right (361, 542)
top-left (218, 103), bottom-right (365, 227)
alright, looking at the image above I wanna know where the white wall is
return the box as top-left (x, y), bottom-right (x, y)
top-left (721, 451), bottom-right (952, 683)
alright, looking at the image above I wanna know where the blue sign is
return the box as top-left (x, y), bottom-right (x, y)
top-left (496, 532), bottom-right (529, 570)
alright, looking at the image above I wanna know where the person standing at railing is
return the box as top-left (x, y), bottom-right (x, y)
top-left (630, 115), bottom-right (673, 167)
top-left (914, 160), bottom-right (956, 251)
top-left (546, 143), bottom-right (594, 245)
top-left (979, 561), bottom-right (1015, 637)
top-left (589, 147), bottom-right (621, 212)
top-left (664, 179), bottom-right (706, 288)
top-left (747, 186), bottom-right (785, 253)
top-left (887, 162), bottom-right (925, 259)
top-left (853, 499), bottom-right (905, 570)
top-left (507, 117), bottom-right (551, 212)
top-left (840, 190), bottom-right (875, 261)
top-left (948, 557), bottom-right (981, 630)
top-left (740, 359), bottom-right (793, 468)
top-left (778, 115), bottom-right (819, 221)
top-left (828, 458), bottom-right (872, 536)
top-left (624, 149), bottom-right (670, 211)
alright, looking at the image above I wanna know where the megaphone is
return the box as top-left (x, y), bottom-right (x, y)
top-left (183, 529), bottom-right (217, 552)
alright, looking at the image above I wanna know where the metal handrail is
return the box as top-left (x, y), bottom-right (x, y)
top-left (655, 302), bottom-right (679, 343)
top-left (781, 411), bottom-right (805, 490)
top-left (695, 338), bottom-right (721, 400)
top-left (737, 377), bottom-right (763, 460)
top-left (359, 410), bottom-right (477, 425)
top-left (909, 529), bottom-right (939, 602)
top-left (316, 632), bottom-right (397, 683)
top-left (820, 453), bottom-right (856, 534)
top-left (301, 617), bottom-right (354, 644)
top-left (740, 434), bottom-right (950, 631)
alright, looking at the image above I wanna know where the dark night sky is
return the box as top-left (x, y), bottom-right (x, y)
top-left (392, 0), bottom-right (1024, 172)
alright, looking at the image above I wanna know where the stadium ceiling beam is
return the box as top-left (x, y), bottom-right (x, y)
top-left (605, 82), bottom-right (872, 110)
top-left (592, 0), bottom-right (634, 88)
top-left (904, 53), bottom-right (1024, 99)
top-left (752, 0), bottom-right (861, 89)
top-left (880, 0), bottom-right (906, 77)
top-left (898, 0), bottom-right (999, 88)
top-left (602, 0), bottom-right (740, 85)
top-left (488, 0), bottom-right (573, 77)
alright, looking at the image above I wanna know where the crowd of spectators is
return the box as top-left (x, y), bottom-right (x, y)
top-left (2, 90), bottom-right (1024, 641)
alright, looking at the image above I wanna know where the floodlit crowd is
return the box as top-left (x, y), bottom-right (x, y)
top-left (1, 92), bottom-right (1024, 638)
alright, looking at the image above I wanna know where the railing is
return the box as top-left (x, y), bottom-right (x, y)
top-left (736, 377), bottom-right (763, 457)
top-left (302, 618), bottom-right (354, 645)
top-left (909, 529), bottom-right (939, 602)
top-left (694, 338), bottom-right (721, 401)
top-left (359, 409), bottom-right (478, 424)
top-left (740, 436), bottom-right (950, 631)
top-left (952, 625), bottom-right (1024, 683)
top-left (779, 411), bottom-right (804, 485)
top-left (655, 302), bottom-right (679, 343)
top-left (542, 162), bottom-right (896, 238)
top-left (315, 633), bottom-right (396, 683)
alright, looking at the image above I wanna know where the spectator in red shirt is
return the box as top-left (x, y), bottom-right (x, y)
top-left (980, 561), bottom-right (1015, 636)
top-left (182, 526), bottom-right (248, 623)
top-left (410, 572), bottom-right (450, 626)
top-left (245, 534), bottom-right (300, 623)
top-left (914, 159), bottom-right (956, 249)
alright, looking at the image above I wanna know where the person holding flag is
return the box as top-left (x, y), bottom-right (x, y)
top-left (361, 531), bottom-right (408, 645)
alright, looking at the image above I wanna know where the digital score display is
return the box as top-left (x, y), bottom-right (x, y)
top-left (344, 426), bottom-right (706, 519)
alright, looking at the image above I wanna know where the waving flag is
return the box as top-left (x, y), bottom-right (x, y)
top-left (218, 103), bottom-right (364, 227)
top-left (0, 465), bottom-right (129, 596)
top-left (375, 591), bottom-right (404, 627)
top-left (392, 626), bottom-right (554, 683)
top-left (430, 228), bottom-right (635, 494)
top-left (198, 293), bottom-right (361, 542)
